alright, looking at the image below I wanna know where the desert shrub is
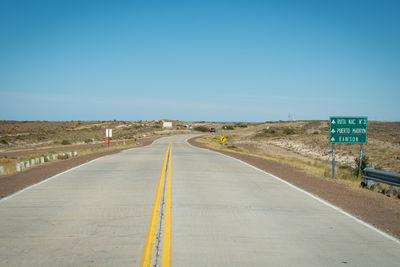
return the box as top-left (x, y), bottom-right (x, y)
top-left (234, 124), bottom-right (248, 128)
top-left (194, 126), bottom-right (209, 132)
top-left (374, 165), bottom-right (383, 170)
top-left (255, 128), bottom-right (277, 138)
top-left (0, 139), bottom-right (8, 145)
top-left (61, 140), bottom-right (71, 145)
top-left (37, 135), bottom-right (47, 140)
top-left (338, 168), bottom-right (359, 181)
top-left (283, 127), bottom-right (296, 135)
top-left (223, 126), bottom-right (234, 130)
top-left (339, 165), bottom-right (353, 170)
top-left (58, 153), bottom-right (69, 160)
top-left (354, 155), bottom-right (369, 176)
top-left (264, 128), bottom-right (276, 134)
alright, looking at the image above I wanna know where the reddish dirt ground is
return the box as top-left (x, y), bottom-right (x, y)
top-left (188, 136), bottom-right (400, 239)
top-left (0, 138), bottom-right (155, 199)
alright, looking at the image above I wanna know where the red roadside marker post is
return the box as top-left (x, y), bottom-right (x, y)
top-left (106, 129), bottom-right (112, 148)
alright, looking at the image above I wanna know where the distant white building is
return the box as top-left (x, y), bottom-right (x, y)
top-left (163, 121), bottom-right (172, 128)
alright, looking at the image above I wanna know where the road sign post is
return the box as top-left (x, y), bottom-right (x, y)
top-left (358, 145), bottom-right (363, 177)
top-left (329, 117), bottom-right (368, 179)
top-left (332, 144), bottom-right (335, 179)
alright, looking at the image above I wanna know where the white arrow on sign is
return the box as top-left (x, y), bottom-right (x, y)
top-left (331, 129), bottom-right (335, 133)
top-left (331, 137), bottom-right (335, 141)
top-left (331, 120), bottom-right (336, 124)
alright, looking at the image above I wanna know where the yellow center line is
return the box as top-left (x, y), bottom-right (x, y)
top-left (162, 144), bottom-right (172, 267)
top-left (140, 141), bottom-right (172, 267)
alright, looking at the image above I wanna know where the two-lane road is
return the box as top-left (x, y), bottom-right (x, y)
top-left (0, 135), bottom-right (399, 266)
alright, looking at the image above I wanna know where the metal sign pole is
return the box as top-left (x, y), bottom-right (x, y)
top-left (358, 145), bottom-right (363, 177)
top-left (332, 143), bottom-right (335, 179)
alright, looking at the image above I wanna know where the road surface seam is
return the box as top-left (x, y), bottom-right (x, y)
top-left (153, 149), bottom-right (169, 266)
top-left (141, 142), bottom-right (172, 267)
top-left (185, 137), bottom-right (400, 246)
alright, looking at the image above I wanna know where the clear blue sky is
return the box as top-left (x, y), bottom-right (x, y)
top-left (1, 0), bottom-right (399, 121)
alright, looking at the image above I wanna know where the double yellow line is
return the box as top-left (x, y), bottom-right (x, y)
top-left (140, 141), bottom-right (172, 267)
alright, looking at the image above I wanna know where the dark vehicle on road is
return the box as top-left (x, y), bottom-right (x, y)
top-left (209, 127), bottom-right (216, 133)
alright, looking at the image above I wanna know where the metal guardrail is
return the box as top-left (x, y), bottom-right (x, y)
top-left (363, 168), bottom-right (400, 187)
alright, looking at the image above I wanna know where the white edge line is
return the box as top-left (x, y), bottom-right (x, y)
top-left (185, 136), bottom-right (400, 245)
top-left (1, 141), bottom-right (160, 203)
top-left (0, 157), bottom-right (102, 203)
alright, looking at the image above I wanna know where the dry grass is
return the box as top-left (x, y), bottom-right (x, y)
top-left (196, 119), bottom-right (400, 189)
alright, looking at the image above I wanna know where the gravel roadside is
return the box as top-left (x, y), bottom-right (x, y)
top-left (188, 136), bottom-right (400, 239)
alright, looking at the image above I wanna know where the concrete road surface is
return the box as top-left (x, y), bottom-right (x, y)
top-left (0, 135), bottom-right (399, 266)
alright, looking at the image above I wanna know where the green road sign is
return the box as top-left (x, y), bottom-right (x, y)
top-left (329, 116), bottom-right (368, 144)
